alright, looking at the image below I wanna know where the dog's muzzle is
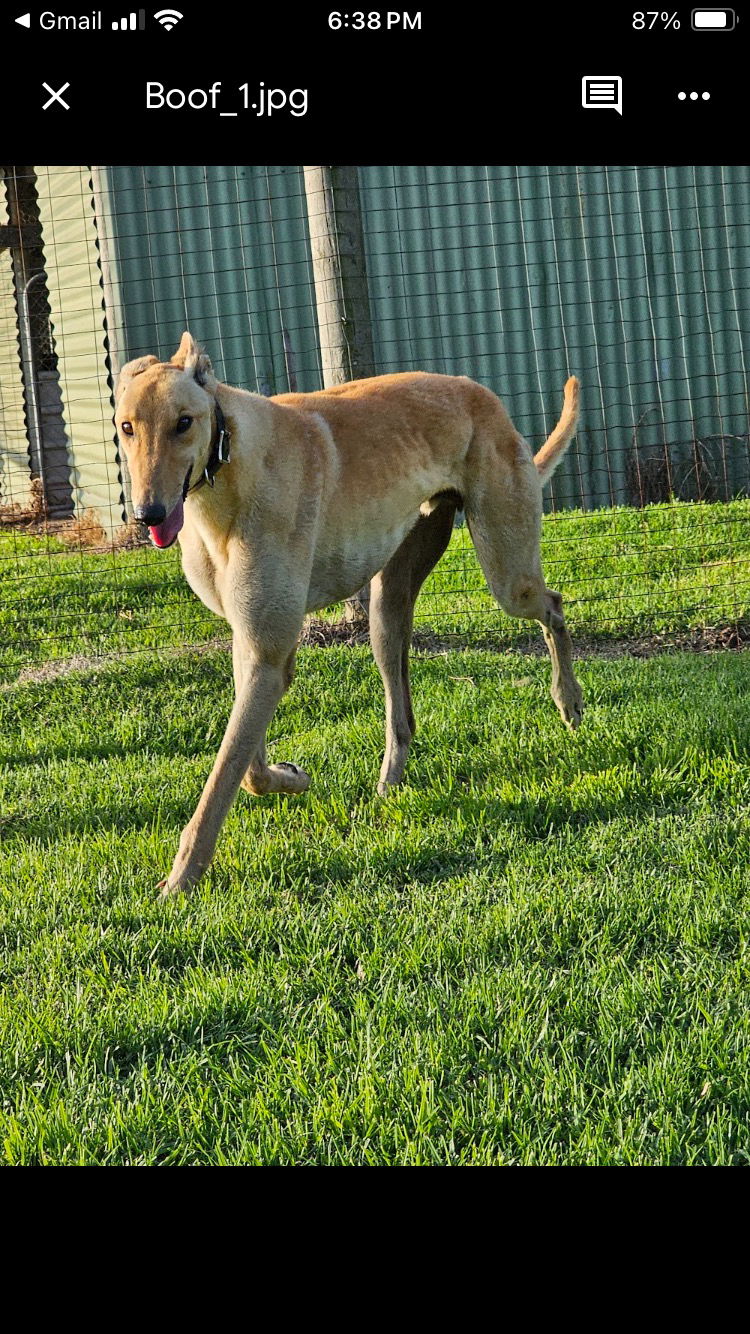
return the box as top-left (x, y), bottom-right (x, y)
top-left (133, 502), bottom-right (167, 526)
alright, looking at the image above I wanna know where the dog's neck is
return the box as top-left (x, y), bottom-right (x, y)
top-left (188, 395), bottom-right (231, 494)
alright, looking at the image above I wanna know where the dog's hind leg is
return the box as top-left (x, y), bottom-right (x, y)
top-left (370, 497), bottom-right (457, 795)
top-left (538, 590), bottom-right (583, 729)
top-left (466, 468), bottom-right (583, 730)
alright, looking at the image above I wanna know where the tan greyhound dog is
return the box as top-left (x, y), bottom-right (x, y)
top-left (115, 333), bottom-right (582, 896)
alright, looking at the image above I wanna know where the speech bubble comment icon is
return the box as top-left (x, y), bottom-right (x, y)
top-left (582, 75), bottom-right (623, 115)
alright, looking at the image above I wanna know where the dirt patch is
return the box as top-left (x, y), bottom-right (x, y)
top-left (57, 509), bottom-right (109, 549)
top-left (570, 621), bottom-right (750, 659)
top-left (0, 496), bottom-right (147, 553)
top-left (2, 636), bottom-right (233, 690)
top-left (4, 618), bottom-right (750, 692)
top-left (304, 615), bottom-right (750, 660)
top-left (301, 616), bottom-right (371, 647)
top-left (9, 653), bottom-right (109, 686)
top-left (0, 477), bottom-right (47, 527)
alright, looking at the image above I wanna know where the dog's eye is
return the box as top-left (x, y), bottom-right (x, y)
top-left (176, 416), bottom-right (193, 434)
top-left (120, 421), bottom-right (133, 436)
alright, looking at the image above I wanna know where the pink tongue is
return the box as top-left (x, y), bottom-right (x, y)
top-left (148, 497), bottom-right (184, 548)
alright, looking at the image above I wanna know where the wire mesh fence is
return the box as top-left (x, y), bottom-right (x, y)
top-left (1, 162), bottom-right (749, 682)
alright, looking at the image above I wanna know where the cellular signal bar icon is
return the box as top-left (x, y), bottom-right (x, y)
top-left (112, 10), bottom-right (146, 28)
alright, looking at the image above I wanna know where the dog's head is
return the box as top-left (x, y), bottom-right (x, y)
top-left (115, 332), bottom-right (218, 548)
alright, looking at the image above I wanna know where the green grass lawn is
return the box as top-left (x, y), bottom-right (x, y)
top-left (2, 497), bottom-right (750, 682)
top-left (2, 639), bottom-right (750, 1164)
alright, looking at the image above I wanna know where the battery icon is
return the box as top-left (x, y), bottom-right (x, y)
top-left (691, 8), bottom-right (737, 28)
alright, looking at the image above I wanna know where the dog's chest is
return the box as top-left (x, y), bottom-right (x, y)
top-left (179, 530), bottom-right (225, 619)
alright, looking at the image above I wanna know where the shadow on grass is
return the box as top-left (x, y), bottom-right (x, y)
top-left (0, 721), bottom-right (737, 854)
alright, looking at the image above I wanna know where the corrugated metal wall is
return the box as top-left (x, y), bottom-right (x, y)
top-left (96, 165), bottom-right (322, 396)
top-left (0, 189), bottom-right (29, 511)
top-left (3, 164), bottom-right (749, 525)
top-left (36, 167), bottom-right (120, 525)
top-left (100, 162), bottom-right (750, 512)
top-left (358, 165), bottom-right (750, 510)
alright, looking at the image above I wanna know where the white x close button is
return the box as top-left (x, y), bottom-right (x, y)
top-left (42, 82), bottom-right (71, 110)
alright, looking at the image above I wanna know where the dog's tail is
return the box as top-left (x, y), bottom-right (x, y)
top-left (533, 377), bottom-right (580, 484)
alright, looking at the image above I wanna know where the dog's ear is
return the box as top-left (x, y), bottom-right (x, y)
top-left (115, 354), bottom-right (159, 402)
top-left (171, 331), bottom-right (215, 388)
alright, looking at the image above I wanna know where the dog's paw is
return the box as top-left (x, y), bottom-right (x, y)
top-left (156, 876), bottom-right (194, 900)
top-left (273, 762), bottom-right (311, 793)
top-left (549, 683), bottom-right (584, 736)
top-left (552, 685), bottom-right (584, 731)
top-left (156, 849), bottom-right (205, 898)
top-left (563, 695), bottom-right (584, 731)
top-left (242, 762), bottom-right (310, 795)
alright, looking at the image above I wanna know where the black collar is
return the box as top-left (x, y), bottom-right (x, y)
top-left (187, 399), bottom-right (231, 494)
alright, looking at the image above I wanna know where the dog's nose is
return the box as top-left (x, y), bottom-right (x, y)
top-left (133, 503), bottom-right (167, 525)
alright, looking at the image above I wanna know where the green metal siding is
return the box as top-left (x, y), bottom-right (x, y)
top-left (358, 165), bottom-right (750, 508)
top-left (96, 164), bottom-right (750, 512)
top-left (99, 165), bottom-right (322, 395)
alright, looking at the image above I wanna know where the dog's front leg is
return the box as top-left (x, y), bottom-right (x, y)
top-left (159, 653), bottom-right (291, 897)
top-left (231, 638), bottom-right (309, 798)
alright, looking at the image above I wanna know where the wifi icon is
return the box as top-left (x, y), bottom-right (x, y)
top-left (154, 8), bottom-right (183, 29)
